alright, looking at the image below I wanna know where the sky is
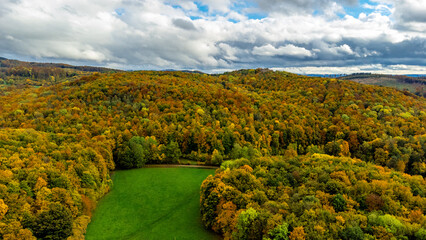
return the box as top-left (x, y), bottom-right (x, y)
top-left (0, 0), bottom-right (425, 74)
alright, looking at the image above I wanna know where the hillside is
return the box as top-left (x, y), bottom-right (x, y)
top-left (0, 68), bottom-right (425, 239)
top-left (339, 73), bottom-right (426, 97)
top-left (0, 57), bottom-right (120, 89)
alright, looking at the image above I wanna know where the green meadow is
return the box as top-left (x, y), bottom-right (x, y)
top-left (85, 167), bottom-right (220, 240)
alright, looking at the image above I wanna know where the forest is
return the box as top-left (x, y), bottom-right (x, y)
top-left (201, 155), bottom-right (425, 239)
top-left (0, 64), bottom-right (424, 239)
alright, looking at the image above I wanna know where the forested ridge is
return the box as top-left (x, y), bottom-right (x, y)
top-left (0, 68), bottom-right (425, 239)
top-left (0, 58), bottom-right (120, 88)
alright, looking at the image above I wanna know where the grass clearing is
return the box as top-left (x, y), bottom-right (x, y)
top-left (85, 167), bottom-right (220, 240)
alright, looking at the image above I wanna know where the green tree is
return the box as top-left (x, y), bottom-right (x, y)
top-left (340, 226), bottom-right (364, 240)
top-left (234, 208), bottom-right (266, 240)
top-left (230, 143), bottom-right (244, 159)
top-left (165, 141), bottom-right (181, 163)
top-left (332, 194), bottom-right (346, 212)
top-left (211, 149), bottom-right (223, 165)
top-left (130, 137), bottom-right (146, 167)
top-left (415, 228), bottom-right (426, 240)
top-left (269, 223), bottom-right (289, 240)
top-left (30, 203), bottom-right (73, 240)
top-left (116, 145), bottom-right (135, 169)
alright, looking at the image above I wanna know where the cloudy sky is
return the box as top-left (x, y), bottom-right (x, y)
top-left (0, 0), bottom-right (425, 74)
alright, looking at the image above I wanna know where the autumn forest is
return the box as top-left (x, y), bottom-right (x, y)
top-left (0, 60), bottom-right (425, 239)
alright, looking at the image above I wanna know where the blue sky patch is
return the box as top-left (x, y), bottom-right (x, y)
top-left (246, 12), bottom-right (268, 20)
top-left (114, 8), bottom-right (125, 16)
top-left (190, 16), bottom-right (202, 21)
top-left (228, 18), bottom-right (239, 23)
top-left (195, 1), bottom-right (209, 13)
top-left (343, 0), bottom-right (391, 18)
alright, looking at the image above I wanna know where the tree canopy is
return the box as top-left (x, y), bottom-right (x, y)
top-left (0, 68), bottom-right (424, 238)
top-left (201, 155), bottom-right (426, 239)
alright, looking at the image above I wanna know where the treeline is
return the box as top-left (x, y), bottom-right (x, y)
top-left (0, 58), bottom-right (118, 73)
top-left (0, 69), bottom-right (424, 238)
top-left (201, 155), bottom-right (426, 239)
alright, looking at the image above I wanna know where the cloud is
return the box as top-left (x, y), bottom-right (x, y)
top-left (253, 44), bottom-right (313, 58)
top-left (172, 18), bottom-right (197, 30)
top-left (393, 0), bottom-right (426, 31)
top-left (218, 43), bottom-right (239, 61)
top-left (167, 0), bottom-right (232, 12)
top-left (274, 64), bottom-right (426, 75)
top-left (201, 0), bottom-right (233, 12)
top-left (394, 0), bottom-right (426, 23)
top-left (329, 44), bottom-right (355, 56)
top-left (0, 0), bottom-right (425, 74)
top-left (370, 0), bottom-right (426, 31)
top-left (255, 0), bottom-right (357, 15)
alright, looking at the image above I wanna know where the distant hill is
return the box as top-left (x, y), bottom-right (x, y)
top-left (307, 74), bottom-right (347, 78)
top-left (338, 73), bottom-right (426, 97)
top-left (0, 57), bottom-right (121, 87)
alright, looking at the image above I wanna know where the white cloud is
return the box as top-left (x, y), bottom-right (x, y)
top-left (218, 43), bottom-right (239, 61)
top-left (331, 44), bottom-right (355, 56)
top-left (202, 0), bottom-right (232, 12)
top-left (176, 2), bottom-right (198, 11)
top-left (370, 0), bottom-right (426, 31)
top-left (393, 0), bottom-right (426, 31)
top-left (253, 44), bottom-right (313, 58)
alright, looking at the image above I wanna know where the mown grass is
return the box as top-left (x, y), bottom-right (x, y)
top-left (85, 167), bottom-right (220, 240)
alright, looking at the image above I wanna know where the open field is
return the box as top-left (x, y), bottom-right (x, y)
top-left (85, 167), bottom-right (220, 240)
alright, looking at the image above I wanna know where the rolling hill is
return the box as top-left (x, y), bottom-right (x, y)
top-left (0, 57), bottom-right (120, 88)
top-left (339, 73), bottom-right (426, 97)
